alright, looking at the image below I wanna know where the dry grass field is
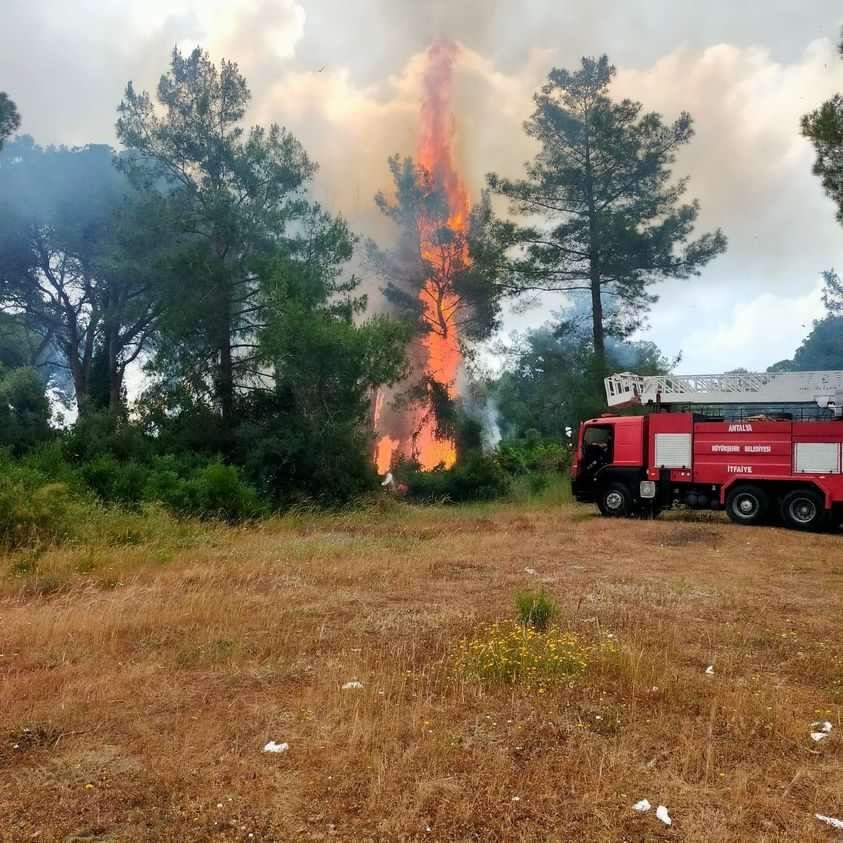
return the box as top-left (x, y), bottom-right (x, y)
top-left (0, 499), bottom-right (841, 842)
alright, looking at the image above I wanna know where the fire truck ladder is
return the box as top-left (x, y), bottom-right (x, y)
top-left (605, 371), bottom-right (843, 413)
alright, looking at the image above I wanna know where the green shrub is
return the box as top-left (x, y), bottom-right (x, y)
top-left (181, 462), bottom-right (263, 521)
top-left (80, 455), bottom-right (149, 506)
top-left (63, 411), bottom-right (152, 464)
top-left (496, 438), bottom-right (570, 477)
top-left (0, 458), bottom-right (90, 548)
top-left (515, 589), bottom-right (557, 632)
top-left (402, 453), bottom-right (511, 503)
top-left (0, 367), bottom-right (51, 454)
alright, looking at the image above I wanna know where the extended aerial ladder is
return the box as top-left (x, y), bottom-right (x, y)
top-left (605, 370), bottom-right (843, 415)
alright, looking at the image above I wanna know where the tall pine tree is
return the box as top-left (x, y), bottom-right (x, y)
top-left (486, 56), bottom-right (726, 369)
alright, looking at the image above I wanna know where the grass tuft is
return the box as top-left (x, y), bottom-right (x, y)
top-left (515, 588), bottom-right (557, 631)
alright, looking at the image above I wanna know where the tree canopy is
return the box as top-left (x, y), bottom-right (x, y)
top-left (802, 30), bottom-right (843, 224)
top-left (0, 139), bottom-right (161, 414)
top-left (485, 55), bottom-right (726, 366)
top-left (769, 272), bottom-right (843, 372)
top-left (0, 93), bottom-right (20, 149)
top-left (493, 312), bottom-right (673, 440)
top-left (116, 47), bottom-right (322, 427)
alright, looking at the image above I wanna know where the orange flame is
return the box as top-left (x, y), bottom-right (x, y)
top-left (375, 39), bottom-right (468, 474)
top-left (375, 434), bottom-right (399, 475)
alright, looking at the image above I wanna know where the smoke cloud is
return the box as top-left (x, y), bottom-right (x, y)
top-left (2, 1), bottom-right (843, 371)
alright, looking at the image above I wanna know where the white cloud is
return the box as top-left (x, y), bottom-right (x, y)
top-left (651, 279), bottom-right (826, 372)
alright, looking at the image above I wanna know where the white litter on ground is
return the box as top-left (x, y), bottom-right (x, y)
top-left (632, 799), bottom-right (651, 813)
top-left (524, 568), bottom-right (537, 575)
top-left (262, 741), bottom-right (289, 753)
top-left (816, 814), bottom-right (843, 830)
top-left (656, 805), bottom-right (672, 826)
top-left (342, 681), bottom-right (364, 690)
top-left (810, 721), bottom-right (832, 742)
top-left (705, 665), bottom-right (715, 675)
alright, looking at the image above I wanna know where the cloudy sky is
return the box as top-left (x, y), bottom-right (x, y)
top-left (3, 0), bottom-right (843, 373)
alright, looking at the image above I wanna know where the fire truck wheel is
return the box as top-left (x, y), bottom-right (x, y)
top-left (725, 485), bottom-right (769, 525)
top-left (597, 483), bottom-right (632, 517)
top-left (781, 489), bottom-right (826, 531)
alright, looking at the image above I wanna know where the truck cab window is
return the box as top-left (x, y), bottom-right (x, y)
top-left (583, 426), bottom-right (613, 472)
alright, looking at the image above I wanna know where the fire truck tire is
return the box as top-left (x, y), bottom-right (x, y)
top-left (780, 489), bottom-right (826, 531)
top-left (725, 485), bottom-right (769, 525)
top-left (597, 483), bottom-right (633, 517)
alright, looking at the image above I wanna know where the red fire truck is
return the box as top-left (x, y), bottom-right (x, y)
top-left (571, 371), bottom-right (843, 530)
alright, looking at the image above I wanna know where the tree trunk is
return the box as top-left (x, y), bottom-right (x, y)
top-left (590, 273), bottom-right (604, 361)
top-left (584, 136), bottom-right (606, 371)
top-left (109, 368), bottom-right (124, 414)
top-left (218, 286), bottom-right (234, 427)
top-left (70, 354), bottom-right (91, 418)
top-left (106, 326), bottom-right (124, 414)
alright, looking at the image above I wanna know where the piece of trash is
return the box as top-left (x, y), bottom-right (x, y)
top-left (524, 568), bottom-right (537, 575)
top-left (705, 665), bottom-right (715, 675)
top-left (656, 805), bottom-right (672, 826)
top-left (511, 796), bottom-right (521, 802)
top-left (262, 741), bottom-right (289, 753)
top-left (816, 814), bottom-right (843, 830)
top-left (810, 721), bottom-right (832, 742)
top-left (632, 799), bottom-right (651, 813)
top-left (342, 681), bottom-right (363, 690)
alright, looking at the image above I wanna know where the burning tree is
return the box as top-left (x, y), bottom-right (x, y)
top-left (369, 40), bottom-right (501, 472)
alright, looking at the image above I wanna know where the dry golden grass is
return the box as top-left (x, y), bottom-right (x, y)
top-left (0, 500), bottom-right (840, 841)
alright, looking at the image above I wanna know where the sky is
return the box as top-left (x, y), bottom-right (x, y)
top-left (2, 0), bottom-right (843, 374)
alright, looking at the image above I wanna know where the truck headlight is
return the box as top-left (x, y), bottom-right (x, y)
top-left (640, 481), bottom-right (656, 499)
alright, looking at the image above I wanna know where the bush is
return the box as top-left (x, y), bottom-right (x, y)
top-left (177, 462), bottom-right (263, 521)
top-left (63, 411), bottom-right (152, 464)
top-left (496, 437), bottom-right (570, 477)
top-left (80, 455), bottom-right (149, 507)
top-left (515, 589), bottom-right (557, 632)
top-left (0, 456), bottom-right (91, 547)
top-left (402, 453), bottom-right (511, 503)
top-left (0, 367), bottom-right (51, 454)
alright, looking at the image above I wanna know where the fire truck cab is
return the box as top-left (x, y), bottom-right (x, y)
top-left (571, 371), bottom-right (843, 530)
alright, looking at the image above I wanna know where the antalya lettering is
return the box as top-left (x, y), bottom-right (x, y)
top-left (728, 424), bottom-right (753, 432)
